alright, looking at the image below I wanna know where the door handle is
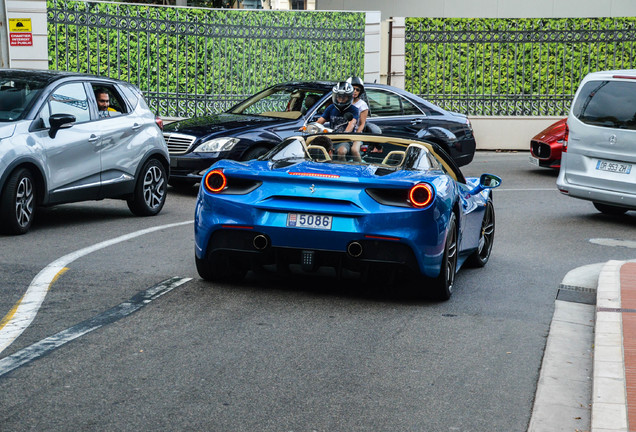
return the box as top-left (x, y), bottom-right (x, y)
top-left (88, 134), bottom-right (99, 142)
top-left (410, 119), bottom-right (424, 125)
top-left (131, 123), bottom-right (141, 130)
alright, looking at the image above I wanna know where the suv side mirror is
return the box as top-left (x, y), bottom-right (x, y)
top-left (49, 113), bottom-right (76, 138)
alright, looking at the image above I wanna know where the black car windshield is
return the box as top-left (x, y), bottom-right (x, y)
top-left (0, 78), bottom-right (46, 122)
top-left (228, 87), bottom-right (327, 120)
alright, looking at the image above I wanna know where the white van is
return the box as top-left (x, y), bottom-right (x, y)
top-left (557, 69), bottom-right (636, 214)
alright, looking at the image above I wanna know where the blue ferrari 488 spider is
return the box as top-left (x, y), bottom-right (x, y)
top-left (194, 133), bottom-right (501, 300)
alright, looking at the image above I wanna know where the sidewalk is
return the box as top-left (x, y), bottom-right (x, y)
top-left (528, 260), bottom-right (636, 432)
top-left (593, 260), bottom-right (636, 432)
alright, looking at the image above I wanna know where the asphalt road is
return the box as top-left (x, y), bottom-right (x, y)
top-left (1, 151), bottom-right (635, 431)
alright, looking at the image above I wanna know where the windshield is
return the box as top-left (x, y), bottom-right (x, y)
top-left (229, 87), bottom-right (327, 120)
top-left (264, 135), bottom-right (446, 172)
top-left (0, 78), bottom-right (46, 122)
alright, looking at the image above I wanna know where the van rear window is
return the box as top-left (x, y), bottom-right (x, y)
top-left (572, 80), bottom-right (636, 130)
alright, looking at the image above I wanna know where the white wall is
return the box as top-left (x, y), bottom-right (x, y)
top-left (4, 0), bottom-right (47, 69)
top-left (316, 0), bottom-right (636, 19)
top-left (470, 116), bottom-right (564, 151)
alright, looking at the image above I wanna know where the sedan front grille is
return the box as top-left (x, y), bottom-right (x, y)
top-left (531, 140), bottom-right (551, 159)
top-left (164, 132), bottom-right (197, 154)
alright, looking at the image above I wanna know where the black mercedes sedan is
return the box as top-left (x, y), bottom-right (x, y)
top-left (163, 81), bottom-right (477, 187)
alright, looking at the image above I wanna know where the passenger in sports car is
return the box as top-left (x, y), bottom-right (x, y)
top-left (347, 76), bottom-right (370, 163)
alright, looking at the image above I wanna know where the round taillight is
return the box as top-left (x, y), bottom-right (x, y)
top-left (409, 183), bottom-right (434, 208)
top-left (204, 169), bottom-right (227, 193)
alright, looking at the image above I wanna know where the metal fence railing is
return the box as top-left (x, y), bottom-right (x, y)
top-left (47, 0), bottom-right (365, 118)
top-left (405, 18), bottom-right (636, 116)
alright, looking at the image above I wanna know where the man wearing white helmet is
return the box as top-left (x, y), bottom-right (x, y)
top-left (316, 81), bottom-right (359, 159)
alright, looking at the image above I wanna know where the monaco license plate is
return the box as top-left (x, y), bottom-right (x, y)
top-left (286, 213), bottom-right (332, 230)
top-left (596, 160), bottom-right (632, 174)
top-left (528, 156), bottom-right (540, 166)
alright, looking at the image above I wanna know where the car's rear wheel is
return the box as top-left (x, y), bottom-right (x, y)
top-left (0, 168), bottom-right (36, 235)
top-left (431, 213), bottom-right (458, 300)
top-left (466, 198), bottom-right (495, 267)
top-left (127, 158), bottom-right (167, 216)
top-left (196, 251), bottom-right (247, 282)
top-left (593, 202), bottom-right (628, 215)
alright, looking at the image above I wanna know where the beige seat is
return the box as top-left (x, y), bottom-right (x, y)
top-left (306, 145), bottom-right (332, 161)
top-left (381, 150), bottom-right (405, 166)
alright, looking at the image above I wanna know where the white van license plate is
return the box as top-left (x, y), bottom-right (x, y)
top-left (596, 160), bottom-right (632, 174)
top-left (287, 213), bottom-right (332, 230)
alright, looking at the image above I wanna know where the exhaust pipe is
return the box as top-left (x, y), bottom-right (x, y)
top-left (253, 234), bottom-right (269, 250)
top-left (347, 241), bottom-right (363, 258)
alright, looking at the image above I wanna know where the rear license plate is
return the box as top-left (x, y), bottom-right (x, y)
top-left (286, 213), bottom-right (332, 230)
top-left (596, 160), bottom-right (632, 174)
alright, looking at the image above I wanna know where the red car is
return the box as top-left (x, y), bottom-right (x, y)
top-left (529, 118), bottom-right (567, 169)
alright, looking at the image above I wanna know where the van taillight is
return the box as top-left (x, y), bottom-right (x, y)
top-left (563, 123), bottom-right (569, 152)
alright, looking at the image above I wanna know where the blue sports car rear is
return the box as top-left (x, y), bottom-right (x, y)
top-left (194, 133), bottom-right (500, 300)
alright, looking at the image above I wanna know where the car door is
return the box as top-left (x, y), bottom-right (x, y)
top-left (364, 88), bottom-right (429, 137)
top-left (89, 82), bottom-right (144, 196)
top-left (35, 81), bottom-right (102, 204)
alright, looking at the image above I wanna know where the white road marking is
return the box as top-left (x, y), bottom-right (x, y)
top-left (0, 220), bottom-right (192, 354)
top-left (496, 188), bottom-right (557, 192)
top-left (0, 277), bottom-right (191, 377)
top-left (590, 238), bottom-right (636, 249)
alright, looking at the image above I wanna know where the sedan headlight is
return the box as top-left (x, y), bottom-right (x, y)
top-left (195, 137), bottom-right (240, 153)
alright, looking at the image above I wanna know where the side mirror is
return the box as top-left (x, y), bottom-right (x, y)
top-left (479, 173), bottom-right (502, 188)
top-left (469, 173), bottom-right (502, 195)
top-left (49, 113), bottom-right (76, 138)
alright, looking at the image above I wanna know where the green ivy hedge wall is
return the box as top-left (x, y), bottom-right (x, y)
top-left (47, 0), bottom-right (365, 117)
top-left (406, 17), bottom-right (636, 115)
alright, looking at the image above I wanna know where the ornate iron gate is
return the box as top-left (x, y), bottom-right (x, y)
top-left (47, 0), bottom-right (365, 118)
top-left (406, 18), bottom-right (636, 116)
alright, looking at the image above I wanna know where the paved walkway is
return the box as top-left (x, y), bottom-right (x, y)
top-left (594, 260), bottom-right (636, 432)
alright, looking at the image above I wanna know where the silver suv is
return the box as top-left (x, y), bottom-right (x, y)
top-left (0, 69), bottom-right (169, 234)
top-left (557, 69), bottom-right (636, 214)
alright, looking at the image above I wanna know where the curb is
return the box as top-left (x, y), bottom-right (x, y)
top-left (592, 260), bottom-right (628, 432)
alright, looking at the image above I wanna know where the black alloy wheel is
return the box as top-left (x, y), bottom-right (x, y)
top-left (432, 212), bottom-right (458, 300)
top-left (467, 197), bottom-right (495, 267)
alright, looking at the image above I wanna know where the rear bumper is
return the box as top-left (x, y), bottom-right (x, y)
top-left (557, 177), bottom-right (636, 209)
top-left (196, 228), bottom-right (422, 276)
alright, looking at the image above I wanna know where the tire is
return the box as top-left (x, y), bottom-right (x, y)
top-left (241, 146), bottom-right (269, 161)
top-left (593, 202), bottom-right (628, 215)
top-left (432, 212), bottom-right (458, 301)
top-left (466, 198), bottom-right (495, 267)
top-left (127, 159), bottom-right (167, 216)
top-left (195, 251), bottom-right (247, 282)
top-left (0, 168), bottom-right (36, 235)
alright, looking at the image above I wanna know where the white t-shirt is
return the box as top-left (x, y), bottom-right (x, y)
top-left (353, 99), bottom-right (369, 132)
top-left (353, 99), bottom-right (369, 113)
